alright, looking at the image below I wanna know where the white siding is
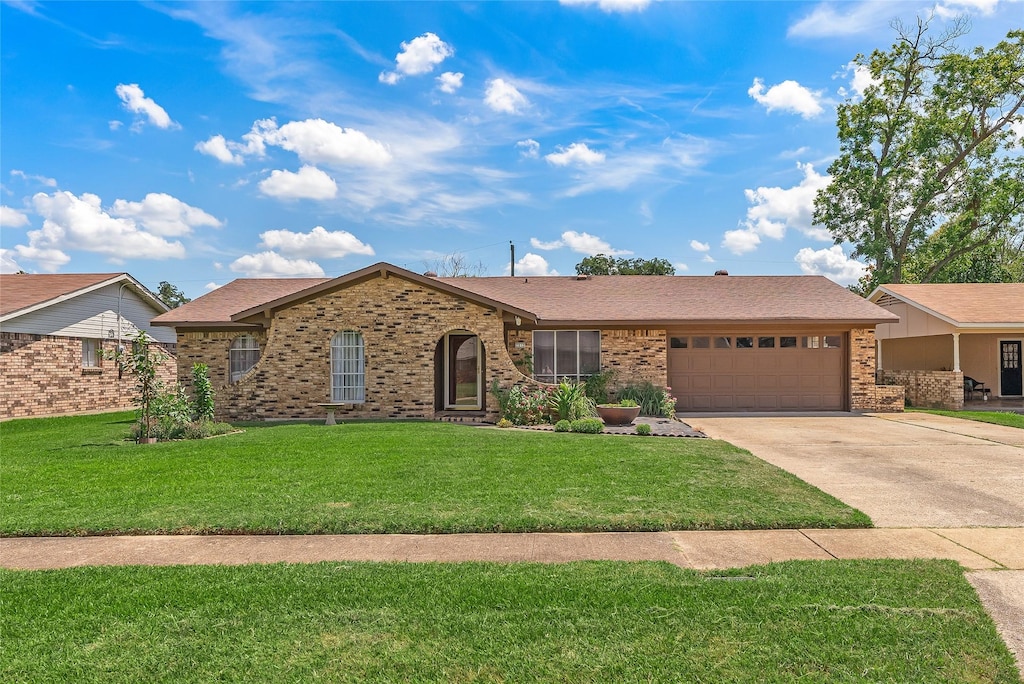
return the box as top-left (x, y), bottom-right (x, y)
top-left (0, 283), bottom-right (176, 343)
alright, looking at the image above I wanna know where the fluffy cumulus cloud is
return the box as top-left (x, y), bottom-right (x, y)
top-left (530, 230), bottom-right (632, 256)
top-left (196, 118), bottom-right (389, 168)
top-left (110, 193), bottom-right (222, 236)
top-left (517, 139), bottom-right (540, 159)
top-left (794, 245), bottom-right (867, 285)
top-left (379, 32), bottom-right (454, 85)
top-left (1, 205), bottom-right (30, 228)
top-left (259, 166), bottom-right (338, 200)
top-left (115, 83), bottom-right (179, 130)
top-left (14, 191), bottom-right (187, 271)
top-left (436, 71), bottom-right (463, 93)
top-left (0, 248), bottom-right (22, 273)
top-left (485, 78), bottom-right (529, 114)
top-left (559, 0), bottom-right (654, 12)
top-left (545, 142), bottom-right (606, 167)
top-left (748, 78), bottom-right (824, 119)
top-left (689, 240), bottom-right (710, 252)
top-left (722, 163), bottom-right (831, 255)
top-left (229, 251), bottom-right (325, 277)
top-left (837, 62), bottom-right (881, 100)
top-left (258, 226), bottom-right (374, 259)
top-left (194, 135), bottom-right (243, 165)
top-left (509, 252), bottom-right (557, 276)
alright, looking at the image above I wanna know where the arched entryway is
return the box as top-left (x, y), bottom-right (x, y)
top-left (434, 331), bottom-right (485, 411)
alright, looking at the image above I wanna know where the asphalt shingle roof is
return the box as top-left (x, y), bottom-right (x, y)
top-left (0, 273), bottom-right (124, 318)
top-left (151, 278), bottom-right (329, 326)
top-left (878, 283), bottom-right (1024, 326)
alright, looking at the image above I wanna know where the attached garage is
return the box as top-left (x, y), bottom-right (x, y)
top-left (668, 332), bottom-right (846, 411)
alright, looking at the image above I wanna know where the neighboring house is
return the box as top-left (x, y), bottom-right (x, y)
top-left (869, 283), bottom-right (1024, 410)
top-left (0, 273), bottom-right (177, 420)
top-left (151, 262), bottom-right (903, 422)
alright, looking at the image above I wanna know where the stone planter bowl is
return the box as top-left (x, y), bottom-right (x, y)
top-left (596, 405), bottom-right (641, 426)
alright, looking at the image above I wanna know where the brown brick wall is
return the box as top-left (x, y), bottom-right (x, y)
top-left (850, 328), bottom-right (904, 412)
top-left (0, 332), bottom-right (177, 420)
top-left (177, 274), bottom-right (533, 422)
top-left (882, 370), bottom-right (962, 410)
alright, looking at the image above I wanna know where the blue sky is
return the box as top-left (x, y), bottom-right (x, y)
top-left (1, 0), bottom-right (1020, 298)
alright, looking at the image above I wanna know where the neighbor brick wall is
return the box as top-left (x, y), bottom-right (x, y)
top-left (850, 328), bottom-right (904, 413)
top-left (0, 332), bottom-right (177, 419)
top-left (882, 370), bottom-right (963, 410)
top-left (176, 274), bottom-right (533, 422)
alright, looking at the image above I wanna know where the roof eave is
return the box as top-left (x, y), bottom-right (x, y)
top-left (0, 273), bottom-right (169, 322)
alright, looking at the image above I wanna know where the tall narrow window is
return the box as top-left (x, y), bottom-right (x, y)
top-left (331, 331), bottom-right (365, 402)
top-left (82, 339), bottom-right (100, 368)
top-left (229, 335), bottom-right (260, 383)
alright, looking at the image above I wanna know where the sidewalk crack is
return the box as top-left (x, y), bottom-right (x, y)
top-left (799, 529), bottom-right (839, 560)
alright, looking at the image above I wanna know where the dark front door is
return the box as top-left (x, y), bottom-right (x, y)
top-left (1001, 340), bottom-right (1023, 396)
top-left (446, 334), bottom-right (481, 409)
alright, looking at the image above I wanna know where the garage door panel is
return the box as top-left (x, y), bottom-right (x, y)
top-left (667, 332), bottom-right (846, 412)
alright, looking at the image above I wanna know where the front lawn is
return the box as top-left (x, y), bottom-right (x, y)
top-left (0, 412), bottom-right (868, 535)
top-left (910, 407), bottom-right (1024, 429)
top-left (2, 560), bottom-right (1017, 682)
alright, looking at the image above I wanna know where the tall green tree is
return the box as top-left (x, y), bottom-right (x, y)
top-left (575, 254), bottom-right (675, 275)
top-left (814, 20), bottom-right (1024, 292)
top-left (157, 281), bottom-right (191, 308)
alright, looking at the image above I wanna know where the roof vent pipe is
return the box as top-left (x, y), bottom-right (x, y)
top-left (714, 269), bottom-right (729, 276)
top-left (423, 270), bottom-right (438, 277)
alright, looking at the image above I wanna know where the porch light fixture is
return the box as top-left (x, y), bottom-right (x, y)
top-left (514, 316), bottom-right (522, 326)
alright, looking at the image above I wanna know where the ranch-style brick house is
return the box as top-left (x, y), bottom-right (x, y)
top-left (0, 272), bottom-right (177, 420)
top-left (151, 262), bottom-right (904, 422)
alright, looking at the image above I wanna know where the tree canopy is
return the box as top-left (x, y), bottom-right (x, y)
top-left (814, 20), bottom-right (1024, 293)
top-left (157, 281), bottom-right (191, 308)
top-left (575, 254), bottom-right (675, 275)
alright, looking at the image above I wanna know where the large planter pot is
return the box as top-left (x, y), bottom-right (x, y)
top-left (596, 405), bottom-right (641, 426)
top-left (137, 437), bottom-right (158, 445)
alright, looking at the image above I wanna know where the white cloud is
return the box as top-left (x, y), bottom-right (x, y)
top-left (674, 262), bottom-right (689, 272)
top-left (545, 142), bottom-right (606, 167)
top-left (10, 170), bottom-right (57, 187)
top-left (788, 2), bottom-right (893, 37)
top-left (436, 71), bottom-right (464, 93)
top-left (559, 0), bottom-right (654, 12)
top-left (108, 120), bottom-right (123, 131)
top-left (724, 162), bottom-right (831, 255)
top-left (701, 254), bottom-right (716, 263)
top-left (529, 230), bottom-right (632, 256)
top-left (794, 245), bottom-right (867, 285)
top-left (259, 166), bottom-right (339, 200)
top-left (517, 139), bottom-right (540, 159)
top-left (110, 193), bottom-right (222, 237)
top-left (510, 252), bottom-right (558, 276)
top-left (836, 61), bottom-right (881, 100)
top-left (748, 78), bottom-right (824, 118)
top-left (1012, 116), bottom-right (1024, 141)
top-left (114, 83), bottom-right (178, 130)
top-left (204, 281), bottom-right (222, 291)
top-left (379, 32), bottom-right (454, 84)
top-left (689, 240), bottom-right (710, 252)
top-left (1, 248), bottom-right (22, 273)
top-left (17, 191), bottom-right (185, 270)
top-left (229, 251), bottom-right (325, 277)
top-left (258, 226), bottom-right (374, 259)
top-left (261, 118), bottom-right (391, 167)
top-left (1, 206), bottom-right (30, 228)
top-left (195, 135), bottom-right (243, 164)
top-left (485, 78), bottom-right (529, 114)
top-left (935, 0), bottom-right (1002, 19)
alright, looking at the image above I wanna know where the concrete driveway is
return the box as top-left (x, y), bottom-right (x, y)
top-left (692, 412), bottom-right (1024, 528)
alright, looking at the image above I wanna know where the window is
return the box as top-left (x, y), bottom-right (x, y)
top-left (692, 336), bottom-right (710, 349)
top-left (331, 331), bottom-right (365, 402)
top-left (780, 336), bottom-right (797, 348)
top-left (82, 339), bottom-right (100, 368)
top-left (670, 336), bottom-right (688, 349)
top-left (758, 336), bottom-right (775, 348)
top-left (736, 336), bottom-right (754, 349)
top-left (533, 330), bottom-right (600, 383)
top-left (229, 335), bottom-right (260, 383)
top-left (714, 336), bottom-right (732, 349)
top-left (802, 336), bottom-right (821, 349)
top-left (824, 335), bottom-right (842, 349)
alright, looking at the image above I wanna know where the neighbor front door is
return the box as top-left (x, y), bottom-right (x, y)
top-left (1000, 340), bottom-right (1022, 396)
top-left (446, 333), bottom-right (481, 409)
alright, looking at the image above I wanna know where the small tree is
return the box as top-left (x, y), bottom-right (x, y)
top-left (157, 281), bottom-right (191, 308)
top-left (121, 331), bottom-right (168, 440)
top-left (191, 363), bottom-right (215, 422)
top-left (575, 254), bottom-right (675, 275)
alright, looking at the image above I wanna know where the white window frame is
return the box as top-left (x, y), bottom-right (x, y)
top-left (229, 334), bottom-right (261, 383)
top-left (532, 330), bottom-right (601, 384)
top-left (82, 338), bottom-right (100, 368)
top-left (331, 331), bottom-right (365, 403)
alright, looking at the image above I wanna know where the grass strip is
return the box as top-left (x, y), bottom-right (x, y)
top-left (2, 559), bottom-right (1017, 683)
top-left (909, 408), bottom-right (1024, 429)
top-left (1, 412), bottom-right (867, 535)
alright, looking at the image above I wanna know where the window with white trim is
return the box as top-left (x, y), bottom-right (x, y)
top-left (82, 339), bottom-right (100, 368)
top-left (331, 331), bottom-right (365, 402)
top-left (532, 330), bottom-right (600, 384)
top-left (229, 335), bottom-right (260, 383)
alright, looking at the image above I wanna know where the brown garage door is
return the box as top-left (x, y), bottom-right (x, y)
top-left (668, 334), bottom-right (846, 411)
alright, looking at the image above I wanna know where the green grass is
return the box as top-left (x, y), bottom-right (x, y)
top-left (0, 412), bottom-right (868, 535)
top-left (2, 560), bottom-right (1017, 682)
top-left (910, 407), bottom-right (1024, 429)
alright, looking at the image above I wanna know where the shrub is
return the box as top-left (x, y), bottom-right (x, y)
top-left (583, 369), bottom-right (616, 404)
top-left (497, 418), bottom-right (513, 429)
top-left (635, 423), bottom-right (652, 436)
top-left (617, 399), bottom-right (639, 408)
top-left (570, 418), bottom-right (604, 434)
top-left (493, 384), bottom-right (552, 425)
top-left (151, 386), bottom-right (192, 440)
top-left (554, 419), bottom-right (571, 432)
top-left (617, 382), bottom-right (676, 417)
top-left (191, 363), bottom-right (215, 422)
top-left (548, 381), bottom-right (596, 422)
top-left (182, 420), bottom-right (236, 440)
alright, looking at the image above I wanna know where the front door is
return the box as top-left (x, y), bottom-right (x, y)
top-left (1000, 340), bottom-right (1022, 396)
top-left (446, 333), bottom-right (481, 409)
